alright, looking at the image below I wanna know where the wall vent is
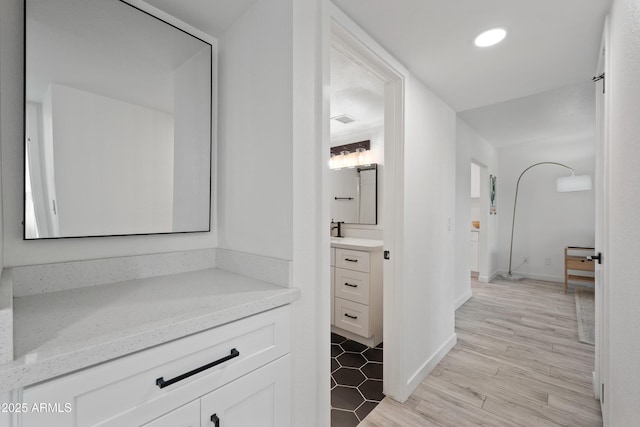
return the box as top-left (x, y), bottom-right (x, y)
top-left (331, 114), bottom-right (357, 124)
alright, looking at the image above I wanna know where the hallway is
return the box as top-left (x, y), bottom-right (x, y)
top-left (360, 278), bottom-right (602, 426)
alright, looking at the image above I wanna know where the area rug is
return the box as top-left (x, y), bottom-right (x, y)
top-left (575, 288), bottom-right (595, 345)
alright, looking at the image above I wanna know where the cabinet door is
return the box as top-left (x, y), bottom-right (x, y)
top-left (200, 355), bottom-right (291, 427)
top-left (143, 400), bottom-right (200, 427)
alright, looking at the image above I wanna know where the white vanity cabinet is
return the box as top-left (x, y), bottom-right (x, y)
top-left (19, 306), bottom-right (292, 427)
top-left (332, 246), bottom-right (383, 347)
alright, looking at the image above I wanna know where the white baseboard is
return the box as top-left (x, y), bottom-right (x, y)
top-left (478, 271), bottom-right (499, 283)
top-left (455, 290), bottom-right (472, 310)
top-left (399, 333), bottom-right (457, 402)
top-left (496, 270), bottom-right (564, 283)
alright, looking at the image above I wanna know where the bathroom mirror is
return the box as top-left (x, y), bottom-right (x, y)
top-left (24, 0), bottom-right (212, 239)
top-left (329, 164), bottom-right (377, 225)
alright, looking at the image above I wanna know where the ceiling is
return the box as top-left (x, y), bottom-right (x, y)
top-left (332, 0), bottom-right (610, 113)
top-left (330, 48), bottom-right (385, 139)
top-left (141, 0), bottom-right (612, 148)
top-left (143, 0), bottom-right (260, 37)
top-left (332, 0), bottom-right (611, 148)
top-left (458, 82), bottom-right (596, 148)
top-left (28, 0), bottom-right (208, 112)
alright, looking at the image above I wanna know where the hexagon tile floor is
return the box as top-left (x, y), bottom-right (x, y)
top-left (331, 333), bottom-right (383, 427)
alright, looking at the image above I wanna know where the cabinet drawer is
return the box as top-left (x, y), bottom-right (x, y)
top-left (143, 400), bottom-right (200, 427)
top-left (334, 268), bottom-right (370, 305)
top-left (334, 298), bottom-right (370, 338)
top-left (566, 257), bottom-right (595, 271)
top-left (21, 306), bottom-right (291, 427)
top-left (335, 249), bottom-right (370, 273)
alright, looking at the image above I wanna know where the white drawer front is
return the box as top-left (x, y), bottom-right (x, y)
top-left (21, 306), bottom-right (291, 427)
top-left (334, 268), bottom-right (370, 305)
top-left (334, 298), bottom-right (370, 338)
top-left (143, 400), bottom-right (200, 427)
top-left (335, 249), bottom-right (370, 273)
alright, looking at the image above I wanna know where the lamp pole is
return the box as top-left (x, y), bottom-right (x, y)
top-left (506, 162), bottom-right (575, 277)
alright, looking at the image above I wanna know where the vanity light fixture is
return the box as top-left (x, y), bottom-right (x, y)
top-left (474, 27), bottom-right (507, 47)
top-left (329, 140), bottom-right (371, 169)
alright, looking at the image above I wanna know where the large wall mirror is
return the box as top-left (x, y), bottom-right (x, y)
top-left (329, 164), bottom-right (377, 225)
top-left (24, 0), bottom-right (213, 239)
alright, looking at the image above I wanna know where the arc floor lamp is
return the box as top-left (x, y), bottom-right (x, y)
top-left (503, 162), bottom-right (592, 280)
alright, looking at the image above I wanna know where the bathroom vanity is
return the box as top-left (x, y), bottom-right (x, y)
top-left (330, 238), bottom-right (383, 347)
top-left (0, 250), bottom-right (299, 427)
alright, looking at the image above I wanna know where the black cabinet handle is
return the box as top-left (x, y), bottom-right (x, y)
top-left (344, 313), bottom-right (358, 320)
top-left (211, 414), bottom-right (220, 427)
top-left (344, 258), bottom-right (358, 262)
top-left (156, 349), bottom-right (240, 389)
top-left (344, 282), bottom-right (358, 288)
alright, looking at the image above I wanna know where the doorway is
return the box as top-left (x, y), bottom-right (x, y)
top-left (327, 15), bottom-right (405, 426)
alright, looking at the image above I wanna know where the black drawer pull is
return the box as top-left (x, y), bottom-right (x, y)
top-left (211, 413), bottom-right (220, 427)
top-left (344, 258), bottom-right (358, 262)
top-left (156, 348), bottom-right (240, 389)
top-left (344, 282), bottom-right (358, 288)
top-left (344, 313), bottom-right (358, 320)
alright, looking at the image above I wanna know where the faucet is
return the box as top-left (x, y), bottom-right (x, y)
top-left (331, 220), bottom-right (344, 238)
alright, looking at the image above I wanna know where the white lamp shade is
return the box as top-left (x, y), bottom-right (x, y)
top-left (556, 175), bottom-right (592, 192)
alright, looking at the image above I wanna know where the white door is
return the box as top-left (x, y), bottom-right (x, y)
top-left (594, 18), bottom-right (610, 416)
top-left (199, 356), bottom-right (291, 427)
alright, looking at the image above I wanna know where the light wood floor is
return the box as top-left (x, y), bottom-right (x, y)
top-left (360, 277), bottom-right (602, 426)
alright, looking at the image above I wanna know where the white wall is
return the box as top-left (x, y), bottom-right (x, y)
top-left (173, 47), bottom-right (212, 232)
top-left (217, 1), bottom-right (329, 426)
top-left (0, 0), bottom-right (217, 267)
top-left (497, 135), bottom-right (595, 281)
top-left (400, 75), bottom-right (457, 397)
top-left (217, 0), bottom-right (293, 260)
top-left (47, 84), bottom-right (174, 236)
top-left (455, 118), bottom-right (498, 306)
top-left (292, 0), bottom-right (327, 424)
top-left (606, 0), bottom-right (640, 422)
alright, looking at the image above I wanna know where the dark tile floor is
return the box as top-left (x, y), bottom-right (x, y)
top-left (331, 333), bottom-right (383, 427)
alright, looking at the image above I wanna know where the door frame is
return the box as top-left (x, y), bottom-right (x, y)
top-left (327, 5), bottom-right (406, 401)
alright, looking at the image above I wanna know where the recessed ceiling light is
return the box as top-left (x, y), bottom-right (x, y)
top-left (474, 28), bottom-right (507, 47)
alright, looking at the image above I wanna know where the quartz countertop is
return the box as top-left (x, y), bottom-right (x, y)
top-left (0, 268), bottom-right (299, 393)
top-left (330, 237), bottom-right (383, 251)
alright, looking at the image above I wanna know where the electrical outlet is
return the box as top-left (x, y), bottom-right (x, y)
top-left (544, 258), bottom-right (552, 266)
top-left (523, 256), bottom-right (529, 264)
